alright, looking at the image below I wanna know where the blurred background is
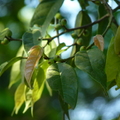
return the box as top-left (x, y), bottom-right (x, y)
top-left (0, 0), bottom-right (120, 120)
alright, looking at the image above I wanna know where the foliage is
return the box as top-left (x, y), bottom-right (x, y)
top-left (0, 0), bottom-right (120, 119)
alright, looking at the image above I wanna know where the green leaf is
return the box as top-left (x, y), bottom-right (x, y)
top-left (9, 46), bottom-right (24, 88)
top-left (0, 28), bottom-right (12, 41)
top-left (46, 63), bottom-right (78, 108)
top-left (41, 60), bottom-right (52, 95)
top-left (110, 23), bottom-right (118, 35)
top-left (30, 0), bottom-right (64, 36)
top-left (0, 57), bottom-right (23, 76)
top-left (56, 43), bottom-right (67, 55)
top-left (23, 88), bottom-right (33, 114)
top-left (97, 4), bottom-right (109, 34)
top-left (22, 29), bottom-right (41, 52)
top-left (56, 43), bottom-right (66, 53)
top-left (105, 37), bottom-right (120, 88)
top-left (58, 95), bottom-right (70, 120)
top-left (75, 47), bottom-right (107, 90)
top-left (75, 10), bottom-right (92, 49)
top-left (23, 64), bottom-right (46, 115)
top-left (44, 40), bottom-right (57, 58)
top-left (12, 83), bottom-right (26, 115)
top-left (78, 0), bottom-right (89, 9)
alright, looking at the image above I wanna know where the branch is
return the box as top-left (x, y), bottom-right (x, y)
top-left (42, 14), bottom-right (109, 41)
top-left (6, 36), bottom-right (22, 42)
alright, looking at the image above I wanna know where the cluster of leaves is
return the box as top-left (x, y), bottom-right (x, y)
top-left (0, 0), bottom-right (120, 119)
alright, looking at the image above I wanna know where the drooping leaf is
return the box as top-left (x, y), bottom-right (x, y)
top-left (23, 88), bottom-right (33, 114)
top-left (58, 94), bottom-right (70, 120)
top-left (24, 45), bottom-right (43, 88)
top-left (0, 57), bottom-right (23, 76)
top-left (41, 60), bottom-right (52, 96)
top-left (30, 0), bottom-right (64, 36)
top-left (46, 63), bottom-right (78, 109)
top-left (97, 4), bottom-right (109, 34)
top-left (22, 29), bottom-right (41, 52)
top-left (13, 83), bottom-right (26, 115)
top-left (23, 66), bottom-right (46, 115)
top-left (105, 37), bottom-right (120, 88)
top-left (72, 10), bottom-right (92, 56)
top-left (32, 65), bottom-right (46, 103)
top-left (0, 28), bottom-right (12, 41)
top-left (75, 48), bottom-right (107, 90)
top-left (9, 46), bottom-right (24, 88)
top-left (93, 35), bottom-right (104, 51)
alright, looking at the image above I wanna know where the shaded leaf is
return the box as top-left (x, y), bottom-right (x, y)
top-left (93, 35), bottom-right (104, 51)
top-left (46, 63), bottom-right (78, 108)
top-left (0, 57), bottom-right (23, 76)
top-left (105, 37), bottom-right (120, 88)
top-left (24, 45), bottom-right (43, 88)
top-left (75, 10), bottom-right (92, 47)
top-left (58, 94), bottom-right (70, 120)
top-left (97, 4), bottom-right (109, 34)
top-left (78, 0), bottom-right (89, 9)
top-left (110, 23), bottom-right (118, 35)
top-left (30, 0), bottom-right (64, 36)
top-left (75, 48), bottom-right (107, 90)
top-left (22, 29), bottom-right (41, 52)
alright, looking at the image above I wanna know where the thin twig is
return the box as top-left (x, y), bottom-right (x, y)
top-left (101, 0), bottom-right (113, 36)
top-left (6, 36), bottom-right (22, 42)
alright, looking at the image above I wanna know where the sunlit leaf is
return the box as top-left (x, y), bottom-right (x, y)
top-left (47, 63), bottom-right (78, 108)
top-left (0, 28), bottom-right (12, 40)
top-left (56, 43), bottom-right (68, 55)
top-left (23, 66), bottom-right (46, 115)
top-left (23, 88), bottom-right (33, 114)
top-left (24, 45), bottom-right (43, 88)
top-left (0, 57), bottom-right (23, 76)
top-left (75, 48), bottom-right (107, 90)
top-left (9, 46), bottom-right (24, 88)
top-left (30, 0), bottom-right (64, 36)
top-left (56, 43), bottom-right (66, 53)
top-left (93, 35), bottom-right (104, 51)
top-left (41, 60), bottom-right (52, 95)
top-left (13, 83), bottom-right (26, 115)
top-left (44, 40), bottom-right (57, 58)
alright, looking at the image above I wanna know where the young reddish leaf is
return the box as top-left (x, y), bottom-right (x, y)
top-left (93, 35), bottom-right (104, 51)
top-left (24, 45), bottom-right (43, 88)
